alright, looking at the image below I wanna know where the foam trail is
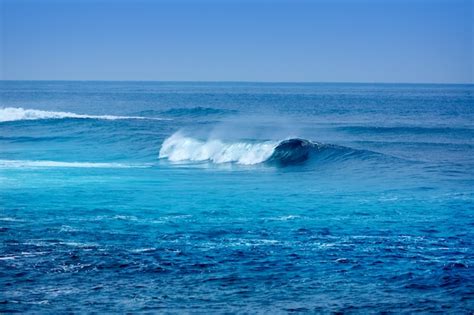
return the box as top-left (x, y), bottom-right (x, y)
top-left (0, 107), bottom-right (168, 122)
top-left (159, 133), bottom-right (278, 165)
top-left (0, 160), bottom-right (151, 169)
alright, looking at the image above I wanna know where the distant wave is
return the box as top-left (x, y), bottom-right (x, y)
top-left (0, 159), bottom-right (151, 169)
top-left (0, 107), bottom-right (168, 123)
top-left (159, 133), bottom-right (375, 166)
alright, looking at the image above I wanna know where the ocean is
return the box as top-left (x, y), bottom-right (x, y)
top-left (1, 81), bottom-right (473, 313)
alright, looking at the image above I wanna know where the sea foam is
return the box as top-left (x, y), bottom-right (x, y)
top-left (159, 133), bottom-right (278, 165)
top-left (0, 107), bottom-right (167, 122)
top-left (0, 160), bottom-right (151, 169)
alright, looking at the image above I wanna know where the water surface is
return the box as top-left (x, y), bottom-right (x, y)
top-left (1, 81), bottom-right (473, 312)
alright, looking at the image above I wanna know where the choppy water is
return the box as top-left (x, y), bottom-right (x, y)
top-left (1, 81), bottom-right (473, 313)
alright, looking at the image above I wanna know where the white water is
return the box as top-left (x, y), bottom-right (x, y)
top-left (159, 133), bottom-right (278, 165)
top-left (0, 160), bottom-right (151, 169)
top-left (0, 107), bottom-right (167, 122)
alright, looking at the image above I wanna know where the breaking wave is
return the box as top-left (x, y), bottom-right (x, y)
top-left (159, 133), bottom-right (375, 166)
top-left (159, 133), bottom-right (277, 165)
top-left (0, 107), bottom-right (167, 123)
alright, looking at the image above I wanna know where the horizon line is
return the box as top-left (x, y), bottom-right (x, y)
top-left (1, 79), bottom-right (473, 85)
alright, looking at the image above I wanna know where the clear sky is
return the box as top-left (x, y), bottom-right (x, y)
top-left (1, 0), bottom-right (472, 83)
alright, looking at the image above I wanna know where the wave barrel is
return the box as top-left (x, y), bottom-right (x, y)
top-left (268, 138), bottom-right (313, 166)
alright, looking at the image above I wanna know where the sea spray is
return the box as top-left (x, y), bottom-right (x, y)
top-left (159, 133), bottom-right (278, 165)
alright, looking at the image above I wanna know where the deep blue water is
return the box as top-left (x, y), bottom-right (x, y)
top-left (1, 81), bottom-right (473, 313)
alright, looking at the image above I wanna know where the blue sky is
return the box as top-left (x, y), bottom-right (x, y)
top-left (1, 0), bottom-right (472, 83)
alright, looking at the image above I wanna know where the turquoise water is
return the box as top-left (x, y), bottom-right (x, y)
top-left (1, 81), bottom-right (473, 312)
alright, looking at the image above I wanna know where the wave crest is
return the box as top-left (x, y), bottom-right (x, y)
top-left (159, 133), bottom-right (278, 165)
top-left (0, 107), bottom-right (167, 122)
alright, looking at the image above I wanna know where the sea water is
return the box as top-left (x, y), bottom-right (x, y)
top-left (1, 81), bottom-right (473, 312)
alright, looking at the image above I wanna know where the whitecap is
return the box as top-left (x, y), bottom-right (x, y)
top-left (270, 215), bottom-right (301, 221)
top-left (0, 256), bottom-right (16, 260)
top-left (130, 248), bottom-right (157, 253)
top-left (159, 132), bottom-right (278, 165)
top-left (0, 217), bottom-right (25, 222)
top-left (0, 107), bottom-right (168, 122)
top-left (0, 159), bottom-right (151, 169)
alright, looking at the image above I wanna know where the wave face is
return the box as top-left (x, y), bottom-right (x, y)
top-left (267, 138), bottom-right (314, 166)
top-left (159, 133), bottom-right (278, 165)
top-left (0, 159), bottom-right (150, 169)
top-left (159, 134), bottom-right (369, 166)
top-left (0, 107), bottom-right (166, 122)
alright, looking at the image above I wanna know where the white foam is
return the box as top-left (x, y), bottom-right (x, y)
top-left (0, 159), bottom-right (151, 169)
top-left (159, 133), bottom-right (278, 165)
top-left (0, 107), bottom-right (167, 122)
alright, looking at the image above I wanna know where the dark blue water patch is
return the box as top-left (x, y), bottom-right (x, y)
top-left (131, 109), bottom-right (165, 117)
top-left (1, 219), bottom-right (473, 312)
top-left (352, 140), bottom-right (474, 150)
top-left (159, 107), bottom-right (238, 117)
top-left (338, 125), bottom-right (474, 137)
top-left (0, 136), bottom-right (75, 143)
